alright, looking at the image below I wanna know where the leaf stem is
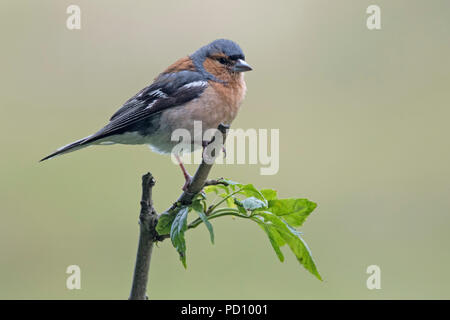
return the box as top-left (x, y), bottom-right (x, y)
top-left (188, 209), bottom-right (248, 229)
top-left (206, 187), bottom-right (243, 214)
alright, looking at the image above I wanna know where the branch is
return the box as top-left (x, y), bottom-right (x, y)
top-left (162, 123), bottom-right (229, 213)
top-left (128, 123), bottom-right (228, 299)
top-left (129, 173), bottom-right (157, 300)
top-left (175, 123), bottom-right (229, 206)
top-left (204, 178), bottom-right (229, 187)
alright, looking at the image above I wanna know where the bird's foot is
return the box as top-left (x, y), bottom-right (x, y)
top-left (182, 174), bottom-right (193, 192)
top-left (175, 155), bottom-right (193, 191)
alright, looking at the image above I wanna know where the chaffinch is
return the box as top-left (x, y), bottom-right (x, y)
top-left (41, 39), bottom-right (252, 189)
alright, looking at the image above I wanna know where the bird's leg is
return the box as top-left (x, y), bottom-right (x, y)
top-left (175, 154), bottom-right (192, 191)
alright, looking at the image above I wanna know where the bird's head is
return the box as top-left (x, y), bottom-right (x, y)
top-left (190, 39), bottom-right (252, 82)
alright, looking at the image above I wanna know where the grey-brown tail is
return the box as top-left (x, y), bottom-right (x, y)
top-left (40, 136), bottom-right (93, 162)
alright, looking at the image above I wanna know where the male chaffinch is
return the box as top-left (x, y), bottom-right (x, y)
top-left (41, 39), bottom-right (252, 189)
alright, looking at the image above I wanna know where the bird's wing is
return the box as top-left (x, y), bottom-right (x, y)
top-left (84, 70), bottom-right (209, 144)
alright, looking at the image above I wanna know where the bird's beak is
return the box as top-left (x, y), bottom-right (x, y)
top-left (233, 59), bottom-right (253, 72)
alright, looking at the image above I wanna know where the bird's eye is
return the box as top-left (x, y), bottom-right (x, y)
top-left (218, 57), bottom-right (229, 65)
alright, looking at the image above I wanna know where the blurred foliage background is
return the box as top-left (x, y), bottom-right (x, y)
top-left (0, 0), bottom-right (449, 299)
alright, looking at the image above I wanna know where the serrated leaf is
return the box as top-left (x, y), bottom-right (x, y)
top-left (241, 197), bottom-right (266, 211)
top-left (268, 198), bottom-right (317, 227)
top-left (287, 232), bottom-right (322, 281)
top-left (159, 178), bottom-right (320, 280)
top-left (261, 189), bottom-right (278, 201)
top-left (239, 184), bottom-right (266, 203)
top-left (170, 206), bottom-right (189, 268)
top-left (255, 211), bottom-right (322, 280)
top-left (253, 218), bottom-right (285, 262)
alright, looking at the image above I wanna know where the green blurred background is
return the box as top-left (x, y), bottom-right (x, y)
top-left (1, 0), bottom-right (449, 299)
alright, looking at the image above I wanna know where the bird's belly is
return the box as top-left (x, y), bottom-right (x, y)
top-left (147, 87), bottom-right (242, 154)
top-left (101, 83), bottom-right (242, 155)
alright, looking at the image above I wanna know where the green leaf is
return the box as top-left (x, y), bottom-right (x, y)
top-left (239, 184), bottom-right (266, 201)
top-left (159, 179), bottom-right (321, 280)
top-left (221, 179), bottom-right (241, 185)
top-left (220, 179), bottom-right (241, 191)
top-left (225, 196), bottom-right (237, 208)
top-left (156, 212), bottom-right (176, 235)
top-left (191, 200), bottom-right (214, 244)
top-left (190, 199), bottom-right (204, 213)
top-left (194, 210), bottom-right (215, 244)
top-left (261, 189), bottom-right (278, 201)
top-left (287, 232), bottom-right (322, 281)
top-left (194, 191), bottom-right (207, 201)
top-left (233, 198), bottom-right (248, 214)
top-left (170, 206), bottom-right (189, 268)
top-left (253, 218), bottom-right (285, 262)
top-left (241, 197), bottom-right (266, 211)
top-left (255, 211), bottom-right (322, 280)
top-left (268, 198), bottom-right (317, 227)
top-left (204, 185), bottom-right (228, 195)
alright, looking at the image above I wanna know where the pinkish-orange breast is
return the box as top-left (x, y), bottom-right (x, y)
top-left (160, 76), bottom-right (247, 140)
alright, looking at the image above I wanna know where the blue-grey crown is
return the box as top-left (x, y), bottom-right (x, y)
top-left (190, 39), bottom-right (245, 82)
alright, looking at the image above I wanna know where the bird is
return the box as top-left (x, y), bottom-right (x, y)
top-left (40, 39), bottom-right (252, 190)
